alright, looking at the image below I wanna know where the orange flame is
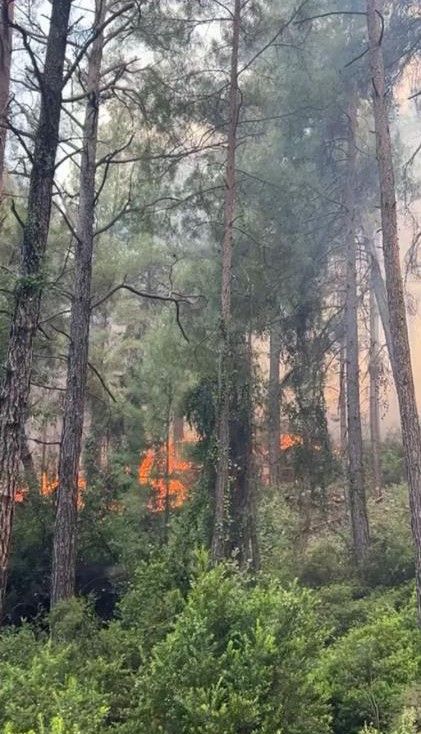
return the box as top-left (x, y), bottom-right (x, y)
top-left (280, 434), bottom-right (302, 451)
top-left (16, 472), bottom-right (86, 508)
top-left (15, 432), bottom-right (299, 510)
top-left (138, 442), bottom-right (193, 512)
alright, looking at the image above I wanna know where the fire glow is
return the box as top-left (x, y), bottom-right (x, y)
top-left (138, 442), bottom-right (193, 512)
top-left (15, 434), bottom-right (300, 510)
top-left (16, 471), bottom-right (86, 506)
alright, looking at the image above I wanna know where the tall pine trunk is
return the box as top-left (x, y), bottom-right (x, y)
top-left (268, 317), bottom-right (281, 486)
top-left (229, 331), bottom-right (258, 569)
top-left (367, 0), bottom-right (421, 621)
top-left (20, 425), bottom-right (37, 491)
top-left (339, 337), bottom-right (347, 459)
top-left (0, 1), bottom-right (33, 496)
top-left (344, 97), bottom-right (370, 567)
top-left (211, 0), bottom-right (241, 562)
top-left (0, 0), bottom-right (13, 199)
top-left (0, 0), bottom-right (72, 621)
top-left (163, 387), bottom-right (172, 543)
top-left (173, 414), bottom-right (184, 456)
top-left (364, 234), bottom-right (394, 372)
top-left (51, 0), bottom-right (106, 607)
top-left (369, 267), bottom-right (383, 497)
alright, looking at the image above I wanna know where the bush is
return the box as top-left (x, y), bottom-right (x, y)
top-left (364, 486), bottom-right (414, 588)
top-left (125, 563), bottom-right (331, 734)
top-left (299, 534), bottom-right (353, 588)
top-left (0, 600), bottom-right (129, 733)
top-left (0, 630), bottom-right (109, 733)
top-left (359, 707), bottom-right (417, 734)
top-left (381, 437), bottom-right (405, 487)
top-left (257, 485), bottom-right (302, 582)
top-left (324, 604), bottom-right (420, 734)
top-left (118, 557), bottom-right (185, 655)
top-left (4, 717), bottom-right (86, 734)
top-left (317, 583), bottom-right (371, 638)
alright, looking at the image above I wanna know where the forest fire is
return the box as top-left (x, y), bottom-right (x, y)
top-left (260, 433), bottom-right (303, 484)
top-left (280, 434), bottom-right (302, 451)
top-left (16, 434), bottom-right (301, 508)
top-left (138, 442), bottom-right (194, 512)
top-left (16, 472), bottom-right (86, 507)
top-left (139, 433), bottom-right (302, 510)
top-left (14, 434), bottom-right (299, 510)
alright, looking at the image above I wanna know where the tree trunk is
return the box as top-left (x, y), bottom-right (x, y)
top-left (344, 96), bottom-right (370, 567)
top-left (0, 0), bottom-right (13, 199)
top-left (51, 0), bottom-right (106, 607)
top-left (363, 234), bottom-right (394, 372)
top-left (40, 424), bottom-right (48, 479)
top-left (20, 426), bottom-right (37, 492)
top-left (229, 331), bottom-right (258, 569)
top-left (339, 336), bottom-right (347, 459)
top-left (211, 0), bottom-right (241, 563)
top-left (369, 267), bottom-right (383, 497)
top-left (339, 334), bottom-right (351, 522)
top-left (163, 388), bottom-right (172, 543)
top-left (244, 327), bottom-right (259, 571)
top-left (367, 0), bottom-right (421, 622)
top-left (0, 0), bottom-right (72, 621)
top-left (173, 414), bottom-right (184, 457)
top-left (268, 317), bottom-right (281, 486)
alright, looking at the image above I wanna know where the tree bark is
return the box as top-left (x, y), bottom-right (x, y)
top-left (20, 426), bottom-right (37, 492)
top-left (0, 0), bottom-right (72, 621)
top-left (211, 0), bottom-right (241, 563)
top-left (339, 336), bottom-right (347, 459)
top-left (369, 267), bottom-right (383, 497)
top-left (173, 414), bottom-right (184, 456)
top-left (51, 0), bottom-right (106, 607)
top-left (0, 0), bottom-right (13, 199)
top-left (229, 331), bottom-right (258, 569)
top-left (344, 96), bottom-right (370, 567)
top-left (339, 334), bottom-right (351, 521)
top-left (367, 0), bottom-right (421, 622)
top-left (363, 234), bottom-right (394, 373)
top-left (268, 317), bottom-right (281, 486)
top-left (163, 387), bottom-right (172, 543)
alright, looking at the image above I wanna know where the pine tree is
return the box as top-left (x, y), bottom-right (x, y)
top-left (0, 0), bottom-right (72, 621)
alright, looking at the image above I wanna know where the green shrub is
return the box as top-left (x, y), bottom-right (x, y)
top-left (381, 437), bottom-right (405, 487)
top-left (359, 707), bottom-right (417, 734)
top-left (257, 485), bottom-right (302, 582)
top-left (0, 635), bottom-right (109, 733)
top-left (4, 716), bottom-right (83, 734)
top-left (125, 563), bottom-right (331, 734)
top-left (118, 557), bottom-right (185, 655)
top-left (317, 583), bottom-right (371, 638)
top-left (364, 486), bottom-right (414, 588)
top-left (299, 534), bottom-right (353, 587)
top-left (0, 601), bottom-right (125, 733)
top-left (364, 526), bottom-right (414, 588)
top-left (324, 605), bottom-right (419, 734)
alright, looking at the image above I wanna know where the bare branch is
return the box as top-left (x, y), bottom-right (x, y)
top-left (91, 282), bottom-right (192, 341)
top-left (62, 2), bottom-right (136, 87)
top-left (295, 11), bottom-right (367, 24)
top-left (94, 199), bottom-right (131, 237)
top-left (87, 361), bottom-right (116, 403)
